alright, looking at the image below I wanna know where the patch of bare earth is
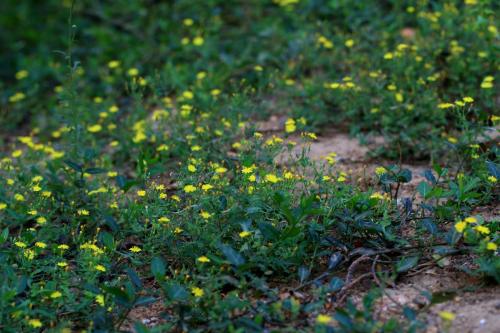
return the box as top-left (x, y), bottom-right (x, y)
top-left (360, 268), bottom-right (500, 333)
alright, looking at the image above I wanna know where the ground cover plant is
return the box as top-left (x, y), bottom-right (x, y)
top-left (0, 0), bottom-right (498, 332)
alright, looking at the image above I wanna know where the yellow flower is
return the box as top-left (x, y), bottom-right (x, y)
top-left (474, 225), bottom-right (490, 234)
top-left (188, 164), bottom-right (197, 172)
top-left (316, 314), bottom-right (332, 325)
top-left (36, 216), bottom-right (47, 224)
top-left (77, 209), bottom-right (90, 216)
top-left (375, 167), bottom-right (386, 175)
top-left (487, 176), bottom-right (497, 183)
top-left (370, 192), bottom-right (384, 200)
top-left (35, 242), bottom-right (47, 249)
top-left (159, 217), bottom-right (170, 223)
top-left (9, 92), bottom-right (26, 103)
top-left (96, 294), bottom-right (105, 306)
top-left (0, 203), bottom-right (7, 210)
top-left (215, 167), bottom-right (227, 174)
top-left (15, 70), bottom-right (29, 80)
top-left (285, 118), bottom-right (296, 133)
top-left (454, 221), bottom-right (467, 233)
top-left (439, 311), bottom-right (456, 321)
top-left (129, 246), bottom-right (142, 253)
top-left (191, 287), bottom-right (204, 297)
top-left (14, 194), bottom-right (25, 201)
top-left (344, 39), bottom-right (354, 48)
top-left (438, 103), bottom-right (455, 109)
top-left (15, 241), bottom-right (27, 248)
top-left (128, 68), bottom-right (139, 76)
top-left (137, 190), bottom-right (147, 197)
top-left (486, 242), bottom-right (498, 251)
top-left (107, 171), bottom-right (118, 177)
top-left (182, 91), bottom-right (194, 99)
top-left (200, 211), bottom-right (212, 219)
top-left (242, 166), bottom-right (255, 174)
top-left (95, 264), bottom-right (107, 272)
top-left (239, 231), bottom-right (252, 238)
top-left (11, 149), bottom-right (23, 158)
top-left (193, 36), bottom-right (204, 46)
top-left (108, 60), bottom-right (120, 69)
top-left (58, 244), bottom-right (69, 250)
top-left (462, 96), bottom-right (474, 103)
top-left (50, 291), bottom-right (62, 299)
top-left (265, 174), bottom-right (280, 183)
top-left (197, 256), bottom-right (210, 263)
top-left (28, 319), bottom-right (43, 328)
top-left (201, 184), bottom-right (213, 191)
top-left (183, 18), bottom-right (194, 26)
top-left (57, 261), bottom-right (68, 268)
top-left (183, 184), bottom-right (197, 193)
top-left (87, 124), bottom-right (102, 133)
top-left (464, 217), bottom-right (477, 224)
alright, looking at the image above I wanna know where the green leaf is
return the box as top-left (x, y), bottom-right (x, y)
top-left (417, 181), bottom-right (432, 199)
top-left (328, 277), bottom-right (344, 292)
top-left (64, 160), bottom-right (83, 172)
top-left (165, 283), bottom-right (188, 301)
top-left (396, 256), bottom-right (419, 273)
top-left (0, 228), bottom-right (9, 244)
top-left (220, 244), bottom-right (245, 267)
top-left (85, 167), bottom-right (106, 174)
top-left (151, 256), bottom-right (166, 281)
top-left (298, 266), bottom-right (310, 283)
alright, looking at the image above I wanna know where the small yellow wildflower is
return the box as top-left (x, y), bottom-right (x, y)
top-left (137, 190), bottom-right (147, 197)
top-left (455, 221), bottom-right (467, 233)
top-left (95, 264), bottom-right (107, 272)
top-left (158, 217), bottom-right (170, 223)
top-left (439, 311), bottom-right (456, 321)
top-left (108, 60), bottom-right (120, 69)
top-left (191, 287), bottom-right (204, 297)
top-left (201, 184), bottom-right (213, 191)
top-left (12, 150), bottom-right (23, 158)
top-left (474, 225), bottom-right (490, 234)
top-left (129, 246), bottom-right (142, 253)
top-left (193, 36), bottom-right (204, 46)
top-left (197, 256), bottom-right (210, 263)
top-left (87, 124), bottom-right (102, 133)
top-left (96, 294), bottom-right (105, 306)
top-left (183, 184), bottom-right (197, 193)
top-left (50, 291), bottom-right (62, 299)
top-left (35, 242), bottom-right (47, 249)
top-left (316, 314), bottom-right (332, 325)
top-left (265, 174), bottom-right (280, 183)
top-left (28, 319), bottom-right (43, 328)
top-left (486, 242), bottom-right (497, 251)
top-left (239, 231), bottom-right (252, 238)
top-left (464, 217), bottom-right (477, 224)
